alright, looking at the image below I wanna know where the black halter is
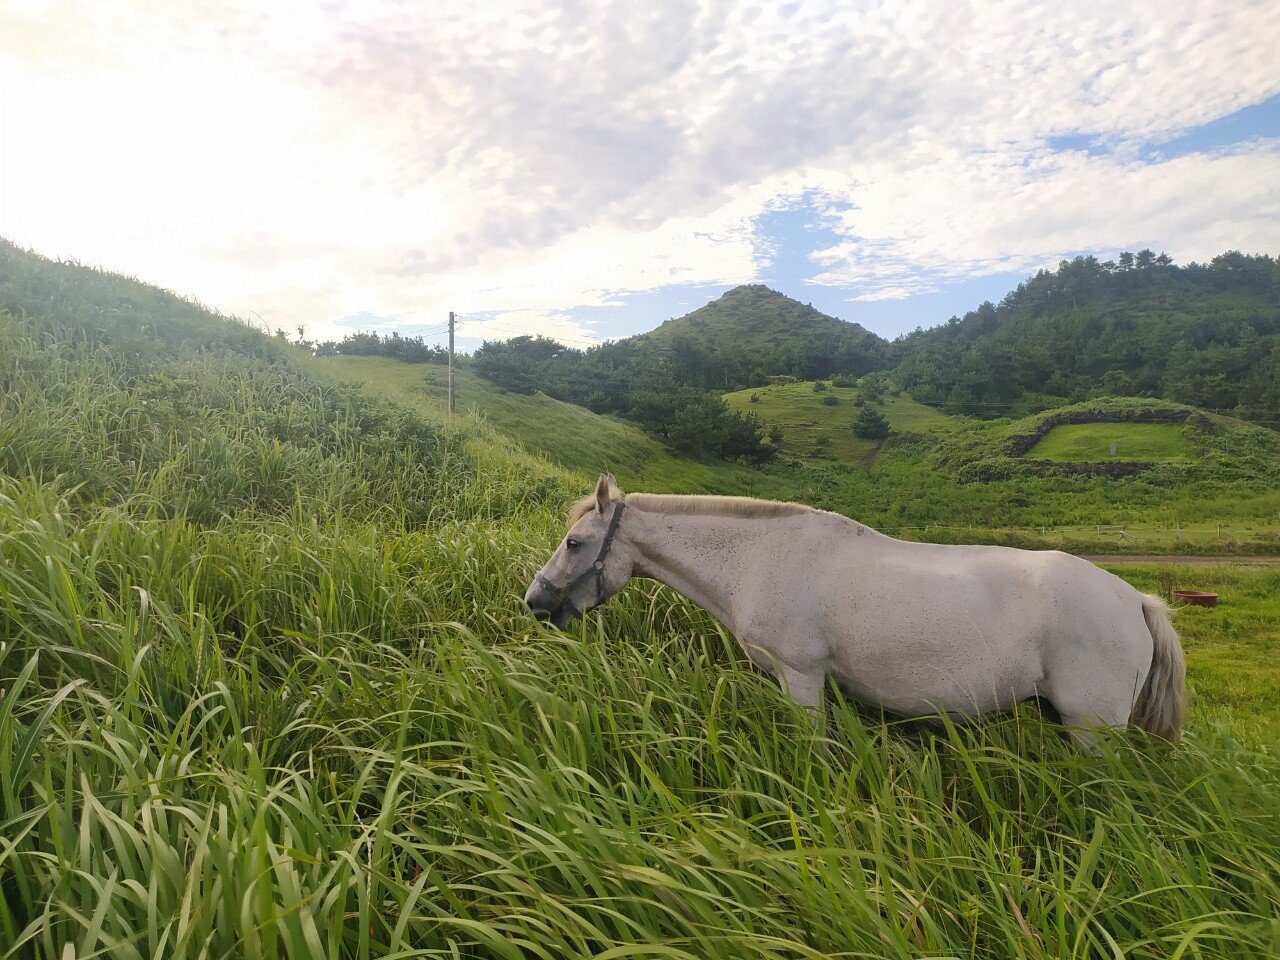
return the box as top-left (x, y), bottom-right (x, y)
top-left (535, 501), bottom-right (626, 620)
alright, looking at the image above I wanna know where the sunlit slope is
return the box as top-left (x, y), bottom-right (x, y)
top-left (318, 355), bottom-right (791, 496)
top-left (723, 379), bottom-right (965, 463)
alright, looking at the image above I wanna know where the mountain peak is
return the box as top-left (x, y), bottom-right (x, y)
top-left (644, 284), bottom-right (877, 343)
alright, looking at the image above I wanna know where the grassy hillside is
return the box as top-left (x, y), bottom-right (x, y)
top-left (5, 243), bottom-right (1280, 958)
top-left (723, 378), bottom-right (965, 463)
top-left (318, 355), bottom-right (791, 496)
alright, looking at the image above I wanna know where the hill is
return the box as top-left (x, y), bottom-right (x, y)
top-left (642, 283), bottom-right (887, 381)
top-left (4, 241), bottom-right (1280, 956)
top-left (469, 286), bottom-right (889, 462)
top-left (893, 251), bottom-right (1280, 424)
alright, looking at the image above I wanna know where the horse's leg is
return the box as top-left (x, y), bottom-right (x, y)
top-left (1045, 678), bottom-right (1134, 751)
top-left (776, 663), bottom-right (825, 731)
top-left (1043, 623), bottom-right (1151, 751)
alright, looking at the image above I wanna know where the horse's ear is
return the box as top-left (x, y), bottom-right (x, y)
top-left (595, 473), bottom-right (620, 513)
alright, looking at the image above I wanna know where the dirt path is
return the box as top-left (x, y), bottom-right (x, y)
top-left (1084, 555), bottom-right (1280, 565)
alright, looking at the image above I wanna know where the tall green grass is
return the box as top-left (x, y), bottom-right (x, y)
top-left (2, 244), bottom-right (1279, 957)
top-left (3, 477), bottom-right (1280, 957)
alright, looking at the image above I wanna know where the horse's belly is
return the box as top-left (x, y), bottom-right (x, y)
top-left (826, 623), bottom-right (1044, 717)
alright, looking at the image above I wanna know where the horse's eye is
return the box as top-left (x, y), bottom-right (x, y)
top-left (566, 538), bottom-right (582, 550)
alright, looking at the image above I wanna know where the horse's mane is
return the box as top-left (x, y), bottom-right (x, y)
top-left (568, 492), bottom-right (818, 526)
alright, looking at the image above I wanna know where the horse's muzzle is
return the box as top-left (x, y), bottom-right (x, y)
top-left (525, 582), bottom-right (580, 629)
top-left (524, 581), bottom-right (558, 620)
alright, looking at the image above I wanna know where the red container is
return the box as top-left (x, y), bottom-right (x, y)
top-left (1172, 590), bottom-right (1218, 607)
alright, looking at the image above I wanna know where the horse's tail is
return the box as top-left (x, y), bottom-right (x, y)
top-left (1129, 594), bottom-right (1186, 742)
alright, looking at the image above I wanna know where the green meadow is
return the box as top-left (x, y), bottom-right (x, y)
top-left (3, 247), bottom-right (1280, 958)
top-left (1030, 423), bottom-right (1194, 462)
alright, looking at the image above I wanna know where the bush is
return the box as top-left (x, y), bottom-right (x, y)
top-left (853, 405), bottom-right (891, 440)
top-left (822, 395), bottom-right (839, 406)
top-left (812, 381), bottom-right (827, 392)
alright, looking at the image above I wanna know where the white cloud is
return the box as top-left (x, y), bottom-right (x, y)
top-left (808, 141), bottom-right (1280, 299)
top-left (455, 309), bottom-right (601, 348)
top-left (1, 0), bottom-right (1278, 335)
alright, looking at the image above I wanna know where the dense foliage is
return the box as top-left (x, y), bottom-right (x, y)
top-left (313, 329), bottom-right (449, 364)
top-left (893, 251), bottom-right (1280, 422)
top-left (642, 284), bottom-right (887, 386)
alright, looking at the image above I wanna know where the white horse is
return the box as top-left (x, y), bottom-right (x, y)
top-left (526, 476), bottom-right (1186, 746)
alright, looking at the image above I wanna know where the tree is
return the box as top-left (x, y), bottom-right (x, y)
top-left (472, 335), bottom-right (566, 394)
top-left (1099, 369), bottom-right (1134, 396)
top-left (860, 372), bottom-right (888, 403)
top-left (853, 405), bottom-right (890, 440)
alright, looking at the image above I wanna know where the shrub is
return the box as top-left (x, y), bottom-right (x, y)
top-left (853, 405), bottom-right (890, 440)
top-left (813, 381), bottom-right (827, 392)
top-left (823, 394), bottom-right (839, 406)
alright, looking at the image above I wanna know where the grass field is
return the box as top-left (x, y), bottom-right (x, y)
top-left (5, 247), bottom-right (1280, 957)
top-left (1030, 422), bottom-right (1195, 461)
top-left (723, 380), bottom-right (964, 462)
top-left (1103, 563), bottom-right (1280, 737)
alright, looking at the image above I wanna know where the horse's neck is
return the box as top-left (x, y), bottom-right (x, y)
top-left (625, 508), bottom-right (771, 631)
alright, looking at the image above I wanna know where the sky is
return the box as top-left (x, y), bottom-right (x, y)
top-left (2, 1), bottom-right (1279, 351)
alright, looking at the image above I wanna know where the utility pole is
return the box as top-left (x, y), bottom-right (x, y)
top-left (447, 310), bottom-right (455, 415)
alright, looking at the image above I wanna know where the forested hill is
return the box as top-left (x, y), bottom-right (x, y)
top-left (641, 284), bottom-right (886, 384)
top-left (892, 251), bottom-right (1280, 422)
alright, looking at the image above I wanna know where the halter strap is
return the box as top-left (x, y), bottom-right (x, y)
top-left (535, 500), bottom-right (626, 619)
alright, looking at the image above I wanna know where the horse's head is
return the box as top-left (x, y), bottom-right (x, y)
top-left (525, 474), bottom-right (630, 628)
